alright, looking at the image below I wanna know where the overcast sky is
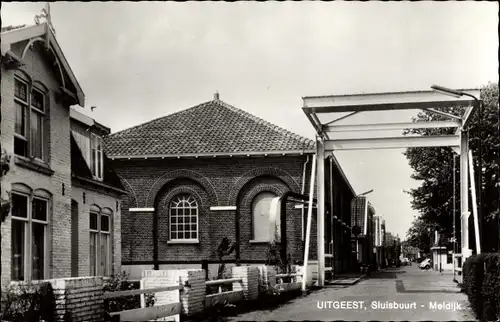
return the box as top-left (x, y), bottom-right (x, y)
top-left (2, 2), bottom-right (498, 239)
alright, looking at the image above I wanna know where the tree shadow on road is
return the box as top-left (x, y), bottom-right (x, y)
top-left (395, 280), bottom-right (461, 294)
top-left (368, 272), bottom-right (399, 279)
top-left (185, 290), bottom-right (305, 322)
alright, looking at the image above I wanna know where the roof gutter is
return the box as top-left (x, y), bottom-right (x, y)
top-left (108, 150), bottom-right (316, 160)
top-left (329, 152), bottom-right (356, 197)
top-left (72, 174), bottom-right (127, 195)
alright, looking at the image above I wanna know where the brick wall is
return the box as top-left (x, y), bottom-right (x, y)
top-left (49, 276), bottom-right (104, 322)
top-left (1, 42), bottom-right (73, 286)
top-left (116, 156), bottom-right (314, 266)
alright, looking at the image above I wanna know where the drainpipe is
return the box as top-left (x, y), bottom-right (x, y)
top-left (301, 155), bottom-right (310, 241)
top-left (153, 203), bottom-right (159, 270)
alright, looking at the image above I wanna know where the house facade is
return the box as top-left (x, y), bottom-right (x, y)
top-left (105, 94), bottom-right (358, 279)
top-left (0, 24), bottom-right (125, 287)
top-left (351, 196), bottom-right (376, 268)
top-left (373, 214), bottom-right (385, 268)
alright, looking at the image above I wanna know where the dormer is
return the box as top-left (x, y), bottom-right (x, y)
top-left (70, 108), bottom-right (110, 182)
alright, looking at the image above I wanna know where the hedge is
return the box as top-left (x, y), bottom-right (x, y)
top-left (0, 282), bottom-right (56, 322)
top-left (463, 252), bottom-right (500, 321)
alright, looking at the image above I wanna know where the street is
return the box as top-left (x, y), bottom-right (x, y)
top-left (227, 265), bottom-right (475, 321)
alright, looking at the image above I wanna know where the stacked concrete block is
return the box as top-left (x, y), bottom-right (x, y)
top-left (232, 266), bottom-right (259, 301)
top-left (49, 277), bottom-right (104, 322)
top-left (257, 265), bottom-right (277, 291)
top-left (295, 265), bottom-right (313, 287)
top-left (142, 269), bottom-right (206, 317)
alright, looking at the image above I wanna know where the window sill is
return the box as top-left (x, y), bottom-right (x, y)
top-left (249, 240), bottom-right (270, 244)
top-left (14, 156), bottom-right (54, 176)
top-left (167, 239), bottom-right (199, 244)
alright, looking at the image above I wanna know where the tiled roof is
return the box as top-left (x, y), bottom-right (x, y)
top-left (104, 98), bottom-right (315, 157)
top-left (351, 196), bottom-right (376, 238)
top-left (71, 134), bottom-right (125, 192)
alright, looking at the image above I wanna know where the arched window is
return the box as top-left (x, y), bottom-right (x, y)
top-left (169, 194), bottom-right (198, 241)
top-left (251, 192), bottom-right (278, 242)
top-left (10, 185), bottom-right (50, 281)
top-left (13, 76), bottom-right (48, 160)
top-left (89, 206), bottom-right (112, 276)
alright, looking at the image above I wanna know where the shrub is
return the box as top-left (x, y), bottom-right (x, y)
top-left (206, 237), bottom-right (237, 295)
top-left (463, 254), bottom-right (487, 319)
top-left (265, 232), bottom-right (291, 274)
top-left (481, 253), bottom-right (500, 321)
top-left (103, 271), bottom-right (155, 315)
top-left (462, 253), bottom-right (500, 321)
top-left (0, 281), bottom-right (55, 322)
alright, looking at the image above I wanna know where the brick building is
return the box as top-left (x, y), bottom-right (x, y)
top-left (105, 94), bottom-right (358, 279)
top-left (373, 214), bottom-right (385, 268)
top-left (1, 23), bottom-right (125, 287)
top-left (350, 196), bottom-right (376, 268)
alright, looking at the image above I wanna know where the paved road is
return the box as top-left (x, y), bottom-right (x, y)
top-left (228, 265), bottom-right (475, 321)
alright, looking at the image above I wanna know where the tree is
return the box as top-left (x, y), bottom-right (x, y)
top-left (405, 217), bottom-right (433, 253)
top-left (404, 82), bottom-right (499, 252)
top-left (214, 237), bottom-right (237, 280)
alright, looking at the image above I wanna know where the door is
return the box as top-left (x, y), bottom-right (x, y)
top-left (71, 200), bottom-right (79, 277)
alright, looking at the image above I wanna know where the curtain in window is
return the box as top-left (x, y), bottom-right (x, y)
top-left (71, 126), bottom-right (91, 167)
top-left (11, 220), bottom-right (25, 281)
top-left (32, 222), bottom-right (45, 280)
top-left (15, 102), bottom-right (26, 136)
top-left (100, 234), bottom-right (109, 276)
top-left (97, 137), bottom-right (102, 178)
top-left (91, 136), bottom-right (97, 176)
top-left (30, 111), bottom-right (43, 159)
top-left (90, 232), bottom-right (97, 275)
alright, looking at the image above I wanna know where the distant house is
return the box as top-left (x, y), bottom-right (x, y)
top-left (351, 196), bottom-right (376, 267)
top-left (105, 93), bottom-right (358, 279)
top-left (373, 215), bottom-right (385, 267)
top-left (1, 23), bottom-right (125, 286)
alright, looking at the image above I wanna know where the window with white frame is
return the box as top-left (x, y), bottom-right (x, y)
top-left (14, 77), bottom-right (46, 160)
top-left (11, 193), bottom-right (48, 281)
top-left (251, 192), bottom-right (278, 242)
top-left (89, 209), bottom-right (111, 276)
top-left (169, 195), bottom-right (198, 241)
top-left (91, 134), bottom-right (103, 180)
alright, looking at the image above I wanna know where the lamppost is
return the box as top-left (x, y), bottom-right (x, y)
top-left (431, 85), bottom-right (483, 251)
top-left (352, 189), bottom-right (374, 270)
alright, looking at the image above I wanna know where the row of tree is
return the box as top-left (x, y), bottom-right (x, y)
top-left (405, 82), bottom-right (499, 253)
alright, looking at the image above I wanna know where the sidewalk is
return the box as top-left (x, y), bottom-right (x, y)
top-left (326, 273), bottom-right (366, 286)
top-left (225, 266), bottom-right (475, 321)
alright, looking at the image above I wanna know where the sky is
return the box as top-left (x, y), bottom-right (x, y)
top-left (2, 2), bottom-right (498, 239)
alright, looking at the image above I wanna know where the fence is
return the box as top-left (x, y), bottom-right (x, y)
top-left (3, 265), bottom-right (308, 322)
top-left (275, 273), bottom-right (303, 292)
top-left (103, 280), bottom-right (184, 321)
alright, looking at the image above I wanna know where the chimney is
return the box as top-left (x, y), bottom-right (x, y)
top-left (214, 92), bottom-right (219, 101)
